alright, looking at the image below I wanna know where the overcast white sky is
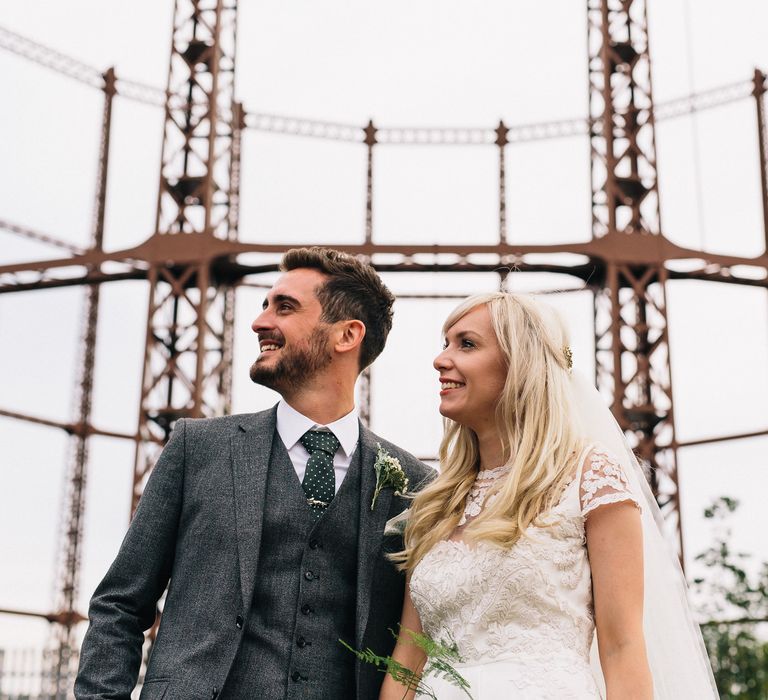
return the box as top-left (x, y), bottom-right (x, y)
top-left (1, 0), bottom-right (768, 656)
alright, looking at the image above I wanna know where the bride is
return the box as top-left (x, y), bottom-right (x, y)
top-left (380, 293), bottom-right (718, 699)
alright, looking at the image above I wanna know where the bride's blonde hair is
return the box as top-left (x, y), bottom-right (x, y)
top-left (395, 292), bottom-right (584, 573)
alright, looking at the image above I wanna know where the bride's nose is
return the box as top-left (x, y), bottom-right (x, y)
top-left (433, 349), bottom-right (451, 371)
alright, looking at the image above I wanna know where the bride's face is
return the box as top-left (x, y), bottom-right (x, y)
top-left (433, 304), bottom-right (507, 431)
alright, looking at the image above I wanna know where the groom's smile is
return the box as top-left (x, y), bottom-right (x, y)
top-left (258, 332), bottom-right (285, 355)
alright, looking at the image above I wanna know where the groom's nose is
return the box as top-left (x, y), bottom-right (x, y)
top-left (251, 308), bottom-right (273, 333)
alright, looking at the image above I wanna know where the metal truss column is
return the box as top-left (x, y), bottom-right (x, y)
top-left (496, 120), bottom-right (509, 245)
top-left (588, 0), bottom-right (683, 554)
top-left (594, 263), bottom-right (681, 548)
top-left (132, 263), bottom-right (238, 508)
top-left (154, 0), bottom-right (238, 239)
top-left (132, 0), bottom-right (239, 513)
top-left (220, 101), bottom-right (245, 416)
top-left (356, 120), bottom-right (378, 427)
top-left (588, 0), bottom-right (662, 239)
top-left (753, 69), bottom-right (768, 248)
top-left (496, 121), bottom-right (510, 291)
top-left (44, 67), bottom-right (116, 699)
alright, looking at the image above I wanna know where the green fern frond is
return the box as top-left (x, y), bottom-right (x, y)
top-left (340, 627), bottom-right (474, 700)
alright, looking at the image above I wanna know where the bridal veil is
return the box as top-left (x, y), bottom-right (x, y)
top-left (569, 370), bottom-right (719, 698)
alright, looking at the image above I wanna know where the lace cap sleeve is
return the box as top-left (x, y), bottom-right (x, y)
top-left (580, 447), bottom-right (642, 518)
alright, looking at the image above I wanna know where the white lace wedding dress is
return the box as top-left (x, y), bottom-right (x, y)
top-left (409, 446), bottom-right (640, 699)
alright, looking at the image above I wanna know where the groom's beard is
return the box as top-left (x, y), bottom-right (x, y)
top-left (249, 326), bottom-right (333, 394)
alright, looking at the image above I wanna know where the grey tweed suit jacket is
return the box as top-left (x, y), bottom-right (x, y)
top-left (74, 407), bottom-right (434, 700)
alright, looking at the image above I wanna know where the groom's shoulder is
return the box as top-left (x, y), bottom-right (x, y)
top-left (179, 406), bottom-right (277, 441)
top-left (364, 431), bottom-right (436, 489)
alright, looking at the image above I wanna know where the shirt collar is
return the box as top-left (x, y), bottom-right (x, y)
top-left (276, 399), bottom-right (360, 457)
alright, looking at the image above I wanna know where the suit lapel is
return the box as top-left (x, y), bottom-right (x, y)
top-left (355, 425), bottom-right (394, 647)
top-left (230, 407), bottom-right (277, 609)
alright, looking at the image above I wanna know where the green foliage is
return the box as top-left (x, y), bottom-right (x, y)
top-left (340, 627), bottom-right (474, 699)
top-left (699, 623), bottom-right (768, 698)
top-left (694, 497), bottom-right (768, 699)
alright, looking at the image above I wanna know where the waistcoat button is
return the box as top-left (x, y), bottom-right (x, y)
top-left (297, 636), bottom-right (307, 648)
top-left (291, 671), bottom-right (302, 682)
top-left (309, 539), bottom-right (321, 549)
top-left (235, 615), bottom-right (243, 629)
top-left (301, 604), bottom-right (313, 615)
top-left (304, 570), bottom-right (315, 580)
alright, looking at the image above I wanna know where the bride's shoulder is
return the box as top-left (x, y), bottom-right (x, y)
top-left (578, 444), bottom-right (642, 518)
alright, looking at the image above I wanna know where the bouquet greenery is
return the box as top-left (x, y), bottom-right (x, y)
top-left (341, 627), bottom-right (474, 699)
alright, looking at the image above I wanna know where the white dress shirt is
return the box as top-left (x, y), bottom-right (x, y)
top-left (276, 400), bottom-right (360, 494)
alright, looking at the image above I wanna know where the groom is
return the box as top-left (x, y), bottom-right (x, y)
top-left (75, 247), bottom-right (433, 700)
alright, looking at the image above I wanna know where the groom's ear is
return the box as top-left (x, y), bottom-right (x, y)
top-left (333, 319), bottom-right (366, 357)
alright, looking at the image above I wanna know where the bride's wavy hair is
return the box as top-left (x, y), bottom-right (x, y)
top-left (394, 292), bottom-right (584, 572)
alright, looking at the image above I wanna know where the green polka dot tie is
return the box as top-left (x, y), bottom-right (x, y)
top-left (300, 429), bottom-right (340, 518)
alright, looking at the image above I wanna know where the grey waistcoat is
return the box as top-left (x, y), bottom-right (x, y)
top-left (220, 433), bottom-right (361, 700)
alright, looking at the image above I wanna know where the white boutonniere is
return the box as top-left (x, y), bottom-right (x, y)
top-left (371, 443), bottom-right (409, 510)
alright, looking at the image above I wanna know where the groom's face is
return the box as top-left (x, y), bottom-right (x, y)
top-left (249, 268), bottom-right (334, 394)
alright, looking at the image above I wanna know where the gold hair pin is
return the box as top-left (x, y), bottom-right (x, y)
top-left (563, 345), bottom-right (573, 371)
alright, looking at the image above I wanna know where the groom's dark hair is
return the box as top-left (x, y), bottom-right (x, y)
top-left (280, 247), bottom-right (395, 371)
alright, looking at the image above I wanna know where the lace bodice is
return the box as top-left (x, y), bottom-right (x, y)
top-left (459, 463), bottom-right (512, 525)
top-left (410, 446), bottom-right (641, 696)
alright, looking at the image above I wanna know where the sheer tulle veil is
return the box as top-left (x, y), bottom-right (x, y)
top-left (568, 370), bottom-right (719, 698)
